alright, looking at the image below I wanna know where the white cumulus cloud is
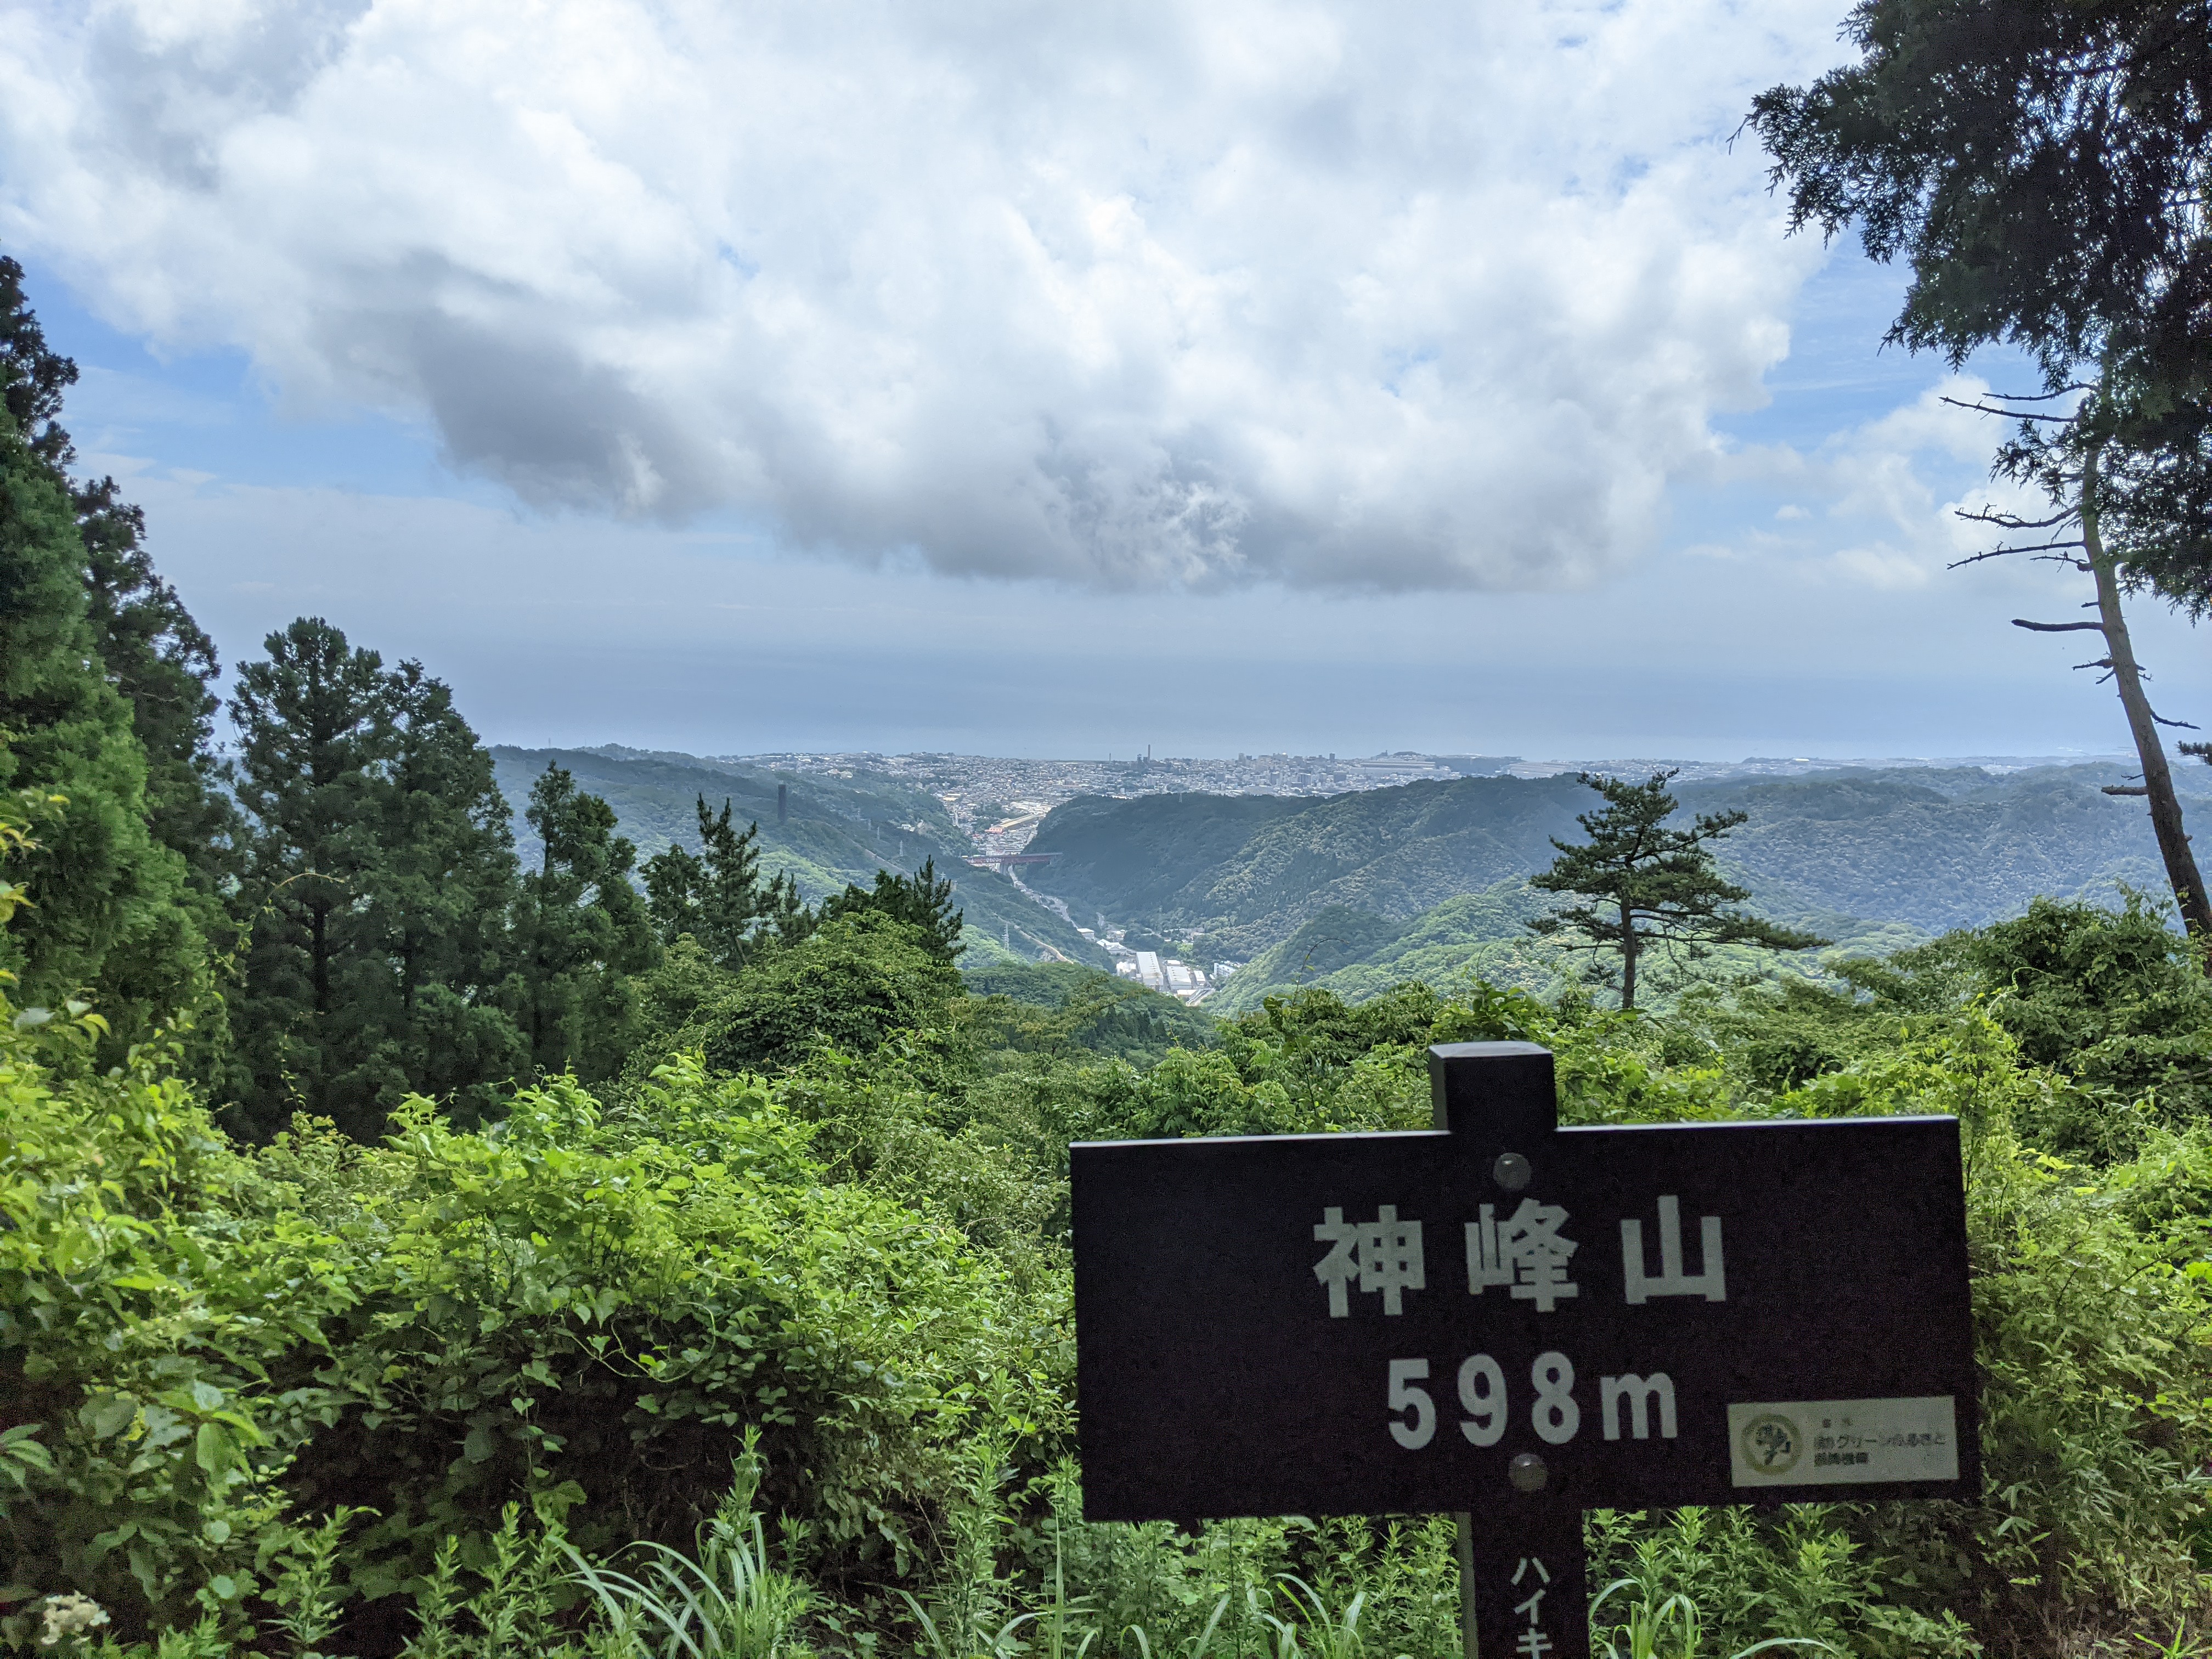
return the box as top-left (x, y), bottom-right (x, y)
top-left (3, 0), bottom-right (1843, 588)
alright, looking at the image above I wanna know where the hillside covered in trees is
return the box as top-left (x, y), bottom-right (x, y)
top-left (1025, 765), bottom-right (2205, 995)
top-left (488, 747), bottom-right (1107, 968)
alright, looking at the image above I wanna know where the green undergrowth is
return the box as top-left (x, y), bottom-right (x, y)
top-left (5, 856), bottom-right (2212, 1657)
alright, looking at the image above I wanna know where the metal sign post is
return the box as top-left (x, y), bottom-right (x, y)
top-left (1070, 1042), bottom-right (1978, 1659)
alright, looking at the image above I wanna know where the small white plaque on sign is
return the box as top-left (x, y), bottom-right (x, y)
top-left (1727, 1397), bottom-right (1958, 1487)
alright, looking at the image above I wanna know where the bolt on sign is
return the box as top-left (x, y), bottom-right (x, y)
top-left (1070, 1042), bottom-right (1979, 1659)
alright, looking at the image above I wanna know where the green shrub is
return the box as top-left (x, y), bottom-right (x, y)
top-left (281, 1055), bottom-right (1046, 1614)
top-left (0, 1011), bottom-right (354, 1639)
top-left (679, 915), bottom-right (962, 1075)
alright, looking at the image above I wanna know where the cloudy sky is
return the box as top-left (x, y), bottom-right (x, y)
top-left (4, 0), bottom-right (2204, 760)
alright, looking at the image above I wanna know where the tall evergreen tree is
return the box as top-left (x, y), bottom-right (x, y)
top-left (231, 618), bottom-right (400, 1132)
top-left (0, 256), bottom-right (207, 1035)
top-left (642, 794), bottom-right (815, 968)
top-left (1528, 771), bottom-right (1828, 1010)
top-left (643, 797), bottom-right (769, 967)
top-left (1749, 0), bottom-right (2212, 950)
top-left (506, 764), bottom-right (658, 1081)
top-left (230, 618), bottom-right (525, 1136)
top-left (364, 661), bottom-right (529, 1117)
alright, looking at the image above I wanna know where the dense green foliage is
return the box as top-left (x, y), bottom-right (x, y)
top-left (1859, 893), bottom-right (2212, 1153)
top-left (665, 912), bottom-right (963, 1076)
top-left (816, 861), bottom-right (965, 964)
top-left (11, 702), bottom-right (2212, 1656)
top-left (0, 258), bottom-right (212, 1043)
top-left (960, 963), bottom-right (1218, 1067)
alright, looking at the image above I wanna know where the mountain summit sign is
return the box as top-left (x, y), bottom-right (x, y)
top-left (1070, 1042), bottom-right (1978, 1659)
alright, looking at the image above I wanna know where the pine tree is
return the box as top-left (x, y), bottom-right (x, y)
top-left (230, 618), bottom-right (400, 1132)
top-left (820, 856), bottom-right (966, 962)
top-left (365, 661), bottom-right (528, 1119)
top-left (642, 794), bottom-right (819, 969)
top-left (506, 763), bottom-right (658, 1081)
top-left (0, 256), bottom-right (207, 1035)
top-left (230, 618), bottom-right (526, 1136)
top-left (1528, 771), bottom-right (1827, 1009)
top-left (642, 796), bottom-right (770, 968)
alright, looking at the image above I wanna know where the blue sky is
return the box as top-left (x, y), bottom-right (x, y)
top-left (5, 0), bottom-right (2204, 761)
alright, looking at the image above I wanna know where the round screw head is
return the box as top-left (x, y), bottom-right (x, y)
top-left (1492, 1152), bottom-right (1532, 1192)
top-left (1508, 1452), bottom-right (1549, 1492)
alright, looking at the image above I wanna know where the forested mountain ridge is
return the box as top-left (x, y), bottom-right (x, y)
top-left (1677, 769), bottom-right (2185, 932)
top-left (489, 745), bottom-right (1109, 966)
top-left (1027, 777), bottom-right (1588, 955)
top-left (1026, 763), bottom-right (2208, 962)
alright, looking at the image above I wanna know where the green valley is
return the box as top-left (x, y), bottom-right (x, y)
top-left (489, 746), bottom-right (1110, 969)
top-left (1025, 763), bottom-right (2207, 1007)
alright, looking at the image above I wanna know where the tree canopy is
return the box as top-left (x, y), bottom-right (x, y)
top-left (641, 794), bottom-right (808, 968)
top-left (1747, 0), bottom-right (2210, 388)
top-left (0, 257), bottom-right (210, 1040)
top-left (229, 620), bottom-right (529, 1133)
top-left (1749, 0), bottom-right (2212, 947)
top-left (505, 762), bottom-right (658, 1084)
top-left (1747, 0), bottom-right (2212, 610)
top-left (819, 855), bottom-right (965, 962)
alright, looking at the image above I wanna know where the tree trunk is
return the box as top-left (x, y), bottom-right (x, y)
top-left (2083, 443), bottom-right (2212, 959)
top-left (1619, 920), bottom-right (1640, 1011)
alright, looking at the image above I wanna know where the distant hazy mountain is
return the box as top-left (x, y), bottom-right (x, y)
top-left (490, 746), bottom-right (1107, 967)
top-left (1025, 762), bottom-right (2205, 975)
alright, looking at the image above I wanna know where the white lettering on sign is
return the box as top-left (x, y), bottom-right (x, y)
top-left (1511, 1556), bottom-right (1552, 1658)
top-left (1620, 1195), bottom-right (1725, 1304)
top-left (1314, 1206), bottom-right (1425, 1316)
top-left (1726, 1397), bottom-right (1959, 1486)
top-left (1386, 1359), bottom-right (1436, 1448)
top-left (1457, 1353), bottom-right (1507, 1446)
top-left (1465, 1199), bottom-right (1580, 1311)
top-left (1530, 1351), bottom-right (1579, 1444)
top-left (1600, 1372), bottom-right (1679, 1441)
top-left (1393, 1351), bottom-right (1679, 1448)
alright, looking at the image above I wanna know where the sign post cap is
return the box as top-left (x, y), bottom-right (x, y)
top-left (1429, 1040), bottom-right (1553, 1060)
top-left (1427, 1042), bottom-right (1558, 1141)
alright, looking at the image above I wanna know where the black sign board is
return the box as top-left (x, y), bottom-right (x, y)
top-left (1070, 1042), bottom-right (1978, 1659)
